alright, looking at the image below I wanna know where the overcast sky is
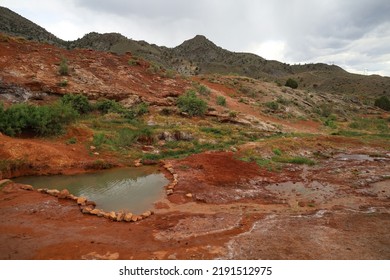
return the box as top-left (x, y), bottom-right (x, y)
top-left (2, 0), bottom-right (390, 77)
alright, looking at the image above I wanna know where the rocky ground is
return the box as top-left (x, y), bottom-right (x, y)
top-left (1, 136), bottom-right (389, 260)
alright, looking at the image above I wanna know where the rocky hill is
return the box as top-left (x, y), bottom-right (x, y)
top-left (1, 5), bottom-right (390, 99)
top-left (0, 6), bottom-right (65, 46)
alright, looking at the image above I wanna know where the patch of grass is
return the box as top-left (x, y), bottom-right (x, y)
top-left (216, 96), bottom-right (227, 106)
top-left (264, 101), bottom-right (279, 111)
top-left (273, 148), bottom-right (282, 156)
top-left (348, 118), bottom-right (388, 133)
top-left (66, 137), bottom-right (77, 145)
top-left (273, 156), bottom-right (316, 166)
top-left (58, 57), bottom-right (69, 76)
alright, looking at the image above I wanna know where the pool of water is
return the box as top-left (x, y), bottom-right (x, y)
top-left (14, 166), bottom-right (169, 213)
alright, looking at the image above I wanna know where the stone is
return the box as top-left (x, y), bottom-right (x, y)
top-left (124, 213), bottom-right (133, 222)
top-left (166, 189), bottom-right (174, 195)
top-left (90, 209), bottom-right (101, 216)
top-left (77, 196), bottom-right (87, 205)
top-left (134, 159), bottom-right (142, 167)
top-left (141, 211), bottom-right (152, 218)
top-left (81, 206), bottom-right (94, 214)
top-left (20, 184), bottom-right (34, 191)
top-left (67, 194), bottom-right (78, 201)
top-left (173, 174), bottom-right (178, 180)
top-left (116, 212), bottom-right (125, 222)
top-left (46, 189), bottom-right (60, 196)
top-left (90, 145), bottom-right (96, 151)
top-left (131, 215), bottom-right (141, 222)
top-left (0, 179), bottom-right (12, 188)
top-left (120, 95), bottom-right (142, 108)
top-left (167, 184), bottom-right (175, 190)
top-left (93, 152), bottom-right (99, 155)
top-left (185, 193), bottom-right (193, 198)
top-left (85, 200), bottom-right (97, 207)
top-left (108, 211), bottom-right (116, 220)
top-left (58, 189), bottom-right (70, 199)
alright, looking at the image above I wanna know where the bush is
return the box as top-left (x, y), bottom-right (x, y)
top-left (198, 85), bottom-right (211, 95)
top-left (0, 102), bottom-right (78, 136)
top-left (216, 96), bottom-right (227, 106)
top-left (58, 57), bottom-right (69, 76)
top-left (285, 78), bottom-right (298, 89)
top-left (265, 101), bottom-right (279, 111)
top-left (95, 99), bottom-right (124, 114)
top-left (374, 96), bottom-right (390, 111)
top-left (177, 90), bottom-right (208, 117)
top-left (61, 94), bottom-right (91, 114)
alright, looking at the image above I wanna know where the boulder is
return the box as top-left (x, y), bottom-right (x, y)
top-left (77, 196), bottom-right (87, 205)
top-left (124, 213), bottom-right (133, 222)
top-left (185, 193), bottom-right (193, 198)
top-left (173, 174), bottom-right (178, 180)
top-left (37, 188), bottom-right (48, 193)
top-left (58, 189), bottom-right (70, 199)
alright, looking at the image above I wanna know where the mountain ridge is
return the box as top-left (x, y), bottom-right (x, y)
top-left (1, 5), bottom-right (389, 98)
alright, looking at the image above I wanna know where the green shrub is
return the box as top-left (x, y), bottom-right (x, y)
top-left (198, 85), bottom-right (211, 95)
top-left (58, 57), bottom-right (69, 76)
top-left (216, 96), bottom-right (227, 106)
top-left (95, 99), bottom-right (124, 114)
top-left (265, 101), bottom-right (279, 110)
top-left (92, 133), bottom-right (107, 147)
top-left (177, 90), bottom-right (208, 117)
top-left (61, 94), bottom-right (91, 114)
top-left (374, 96), bottom-right (390, 111)
top-left (285, 78), bottom-right (298, 89)
top-left (273, 148), bottom-right (282, 156)
top-left (0, 102), bottom-right (78, 136)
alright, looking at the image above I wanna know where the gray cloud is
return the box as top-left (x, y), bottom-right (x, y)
top-left (2, 0), bottom-right (390, 76)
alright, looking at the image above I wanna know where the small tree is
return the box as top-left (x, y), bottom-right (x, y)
top-left (177, 90), bottom-right (207, 117)
top-left (285, 78), bottom-right (298, 89)
top-left (374, 96), bottom-right (390, 111)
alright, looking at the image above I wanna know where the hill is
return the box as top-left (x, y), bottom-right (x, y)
top-left (2, 5), bottom-right (389, 100)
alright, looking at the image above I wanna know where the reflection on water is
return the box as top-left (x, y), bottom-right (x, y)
top-left (14, 166), bottom-right (169, 213)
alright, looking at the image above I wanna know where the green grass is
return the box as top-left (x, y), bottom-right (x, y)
top-left (272, 156), bottom-right (316, 166)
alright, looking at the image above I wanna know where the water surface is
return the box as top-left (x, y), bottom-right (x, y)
top-left (14, 166), bottom-right (169, 213)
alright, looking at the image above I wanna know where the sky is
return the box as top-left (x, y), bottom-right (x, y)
top-left (2, 0), bottom-right (390, 77)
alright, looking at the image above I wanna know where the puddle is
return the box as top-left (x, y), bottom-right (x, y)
top-left (14, 166), bottom-right (169, 213)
